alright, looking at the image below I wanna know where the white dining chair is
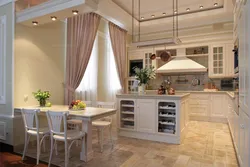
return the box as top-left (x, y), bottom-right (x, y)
top-left (67, 101), bottom-right (92, 130)
top-left (92, 101), bottom-right (116, 152)
top-left (21, 108), bottom-right (50, 165)
top-left (46, 111), bottom-right (86, 167)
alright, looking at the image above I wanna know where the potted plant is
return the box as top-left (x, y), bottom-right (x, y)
top-left (33, 89), bottom-right (51, 107)
top-left (134, 66), bottom-right (156, 94)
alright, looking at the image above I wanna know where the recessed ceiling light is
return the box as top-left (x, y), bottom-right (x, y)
top-left (51, 16), bottom-right (57, 21)
top-left (151, 15), bottom-right (155, 18)
top-left (199, 5), bottom-right (204, 9)
top-left (186, 8), bottom-right (190, 12)
top-left (32, 21), bottom-right (38, 26)
top-left (214, 3), bottom-right (218, 6)
top-left (174, 10), bottom-right (177, 14)
top-left (72, 10), bottom-right (79, 15)
top-left (141, 16), bottom-right (144, 20)
top-left (162, 12), bottom-right (166, 16)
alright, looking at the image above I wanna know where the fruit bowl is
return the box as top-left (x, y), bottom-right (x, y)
top-left (69, 100), bottom-right (86, 110)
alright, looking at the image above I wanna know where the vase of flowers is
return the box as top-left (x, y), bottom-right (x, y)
top-left (134, 66), bottom-right (156, 94)
top-left (33, 90), bottom-right (51, 107)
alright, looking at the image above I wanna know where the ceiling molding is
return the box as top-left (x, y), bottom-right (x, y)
top-left (0, 0), bottom-right (13, 7)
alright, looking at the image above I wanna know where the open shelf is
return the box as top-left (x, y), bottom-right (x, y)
top-left (158, 101), bottom-right (176, 135)
top-left (186, 54), bottom-right (209, 57)
top-left (122, 111), bottom-right (134, 115)
top-left (121, 104), bottom-right (134, 107)
top-left (120, 100), bottom-right (135, 130)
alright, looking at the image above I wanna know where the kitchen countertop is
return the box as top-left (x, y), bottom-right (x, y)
top-left (14, 105), bottom-right (116, 121)
top-left (116, 93), bottom-right (190, 99)
top-left (145, 90), bottom-right (236, 99)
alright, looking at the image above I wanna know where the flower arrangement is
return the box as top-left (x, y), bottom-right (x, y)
top-left (33, 89), bottom-right (51, 107)
top-left (134, 66), bottom-right (156, 85)
top-left (69, 100), bottom-right (86, 110)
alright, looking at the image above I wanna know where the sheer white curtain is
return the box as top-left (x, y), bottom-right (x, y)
top-left (75, 37), bottom-right (98, 101)
top-left (106, 34), bottom-right (121, 102)
top-left (75, 30), bottom-right (121, 103)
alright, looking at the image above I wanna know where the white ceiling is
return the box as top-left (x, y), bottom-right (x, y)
top-left (112, 0), bottom-right (225, 20)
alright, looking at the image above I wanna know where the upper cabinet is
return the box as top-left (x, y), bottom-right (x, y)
top-left (209, 44), bottom-right (234, 78)
top-left (209, 45), bottom-right (225, 77)
top-left (142, 49), bottom-right (154, 69)
top-left (238, 0), bottom-right (249, 116)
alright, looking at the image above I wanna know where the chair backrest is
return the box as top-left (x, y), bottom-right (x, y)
top-left (96, 102), bottom-right (116, 122)
top-left (46, 111), bottom-right (69, 137)
top-left (21, 109), bottom-right (40, 132)
top-left (84, 101), bottom-right (92, 107)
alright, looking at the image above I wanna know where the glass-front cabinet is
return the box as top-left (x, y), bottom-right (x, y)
top-left (144, 52), bottom-right (153, 68)
top-left (209, 45), bottom-right (225, 78)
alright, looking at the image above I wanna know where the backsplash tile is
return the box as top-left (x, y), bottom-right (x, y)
top-left (148, 73), bottom-right (223, 91)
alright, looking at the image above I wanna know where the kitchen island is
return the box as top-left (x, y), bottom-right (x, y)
top-left (116, 93), bottom-right (190, 144)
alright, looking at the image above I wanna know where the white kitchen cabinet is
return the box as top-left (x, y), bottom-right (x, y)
top-left (210, 94), bottom-right (226, 118)
top-left (136, 99), bottom-right (156, 133)
top-left (126, 78), bottom-right (138, 94)
top-left (142, 49), bottom-right (153, 69)
top-left (189, 94), bottom-right (210, 117)
top-left (239, 108), bottom-right (250, 167)
top-left (128, 50), bottom-right (143, 60)
top-left (209, 44), bottom-right (235, 78)
top-left (238, 1), bottom-right (250, 116)
top-left (189, 104), bottom-right (209, 117)
top-left (225, 44), bottom-right (235, 77)
top-left (209, 45), bottom-right (225, 78)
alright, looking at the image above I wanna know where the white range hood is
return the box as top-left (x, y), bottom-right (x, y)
top-left (156, 48), bottom-right (207, 74)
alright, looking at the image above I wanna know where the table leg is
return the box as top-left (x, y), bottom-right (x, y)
top-left (80, 120), bottom-right (94, 162)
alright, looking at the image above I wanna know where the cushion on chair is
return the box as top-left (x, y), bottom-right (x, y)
top-left (53, 130), bottom-right (85, 141)
top-left (27, 127), bottom-right (50, 135)
top-left (92, 121), bottom-right (111, 127)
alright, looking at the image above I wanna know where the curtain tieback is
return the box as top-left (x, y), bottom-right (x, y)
top-left (64, 85), bottom-right (75, 93)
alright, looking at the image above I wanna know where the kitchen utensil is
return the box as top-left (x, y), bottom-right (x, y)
top-left (160, 45), bottom-right (171, 62)
top-left (160, 51), bottom-right (171, 62)
top-left (191, 77), bottom-right (199, 86)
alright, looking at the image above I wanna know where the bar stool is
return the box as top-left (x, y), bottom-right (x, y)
top-left (21, 109), bottom-right (50, 165)
top-left (92, 102), bottom-right (116, 152)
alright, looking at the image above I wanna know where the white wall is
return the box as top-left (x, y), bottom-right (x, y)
top-left (14, 21), bottom-right (66, 107)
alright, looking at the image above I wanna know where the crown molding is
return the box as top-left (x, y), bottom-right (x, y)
top-left (0, 0), bottom-right (13, 7)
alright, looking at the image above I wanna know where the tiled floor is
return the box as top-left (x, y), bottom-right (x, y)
top-left (15, 121), bottom-right (239, 167)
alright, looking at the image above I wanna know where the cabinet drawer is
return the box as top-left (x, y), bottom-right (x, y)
top-left (189, 104), bottom-right (209, 116)
top-left (189, 99), bottom-right (209, 105)
top-left (190, 94), bottom-right (210, 100)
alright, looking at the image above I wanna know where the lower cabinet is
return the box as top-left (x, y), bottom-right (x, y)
top-left (211, 94), bottom-right (226, 118)
top-left (136, 99), bottom-right (156, 133)
top-left (189, 104), bottom-right (208, 117)
top-left (239, 109), bottom-right (250, 167)
top-left (188, 93), bottom-right (227, 121)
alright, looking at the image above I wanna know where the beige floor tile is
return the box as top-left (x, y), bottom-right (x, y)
top-left (13, 121), bottom-right (239, 167)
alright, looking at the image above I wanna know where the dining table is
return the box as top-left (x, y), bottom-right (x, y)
top-left (14, 105), bottom-right (117, 162)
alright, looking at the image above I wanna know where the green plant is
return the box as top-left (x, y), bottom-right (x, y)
top-left (134, 66), bottom-right (156, 85)
top-left (33, 89), bottom-right (51, 102)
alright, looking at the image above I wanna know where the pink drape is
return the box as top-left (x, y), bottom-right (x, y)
top-left (65, 13), bottom-right (101, 104)
top-left (108, 22), bottom-right (127, 93)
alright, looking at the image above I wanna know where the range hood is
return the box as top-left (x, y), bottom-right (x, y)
top-left (156, 48), bottom-right (207, 74)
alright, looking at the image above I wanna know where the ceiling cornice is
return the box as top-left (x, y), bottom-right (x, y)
top-left (0, 0), bottom-right (13, 7)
